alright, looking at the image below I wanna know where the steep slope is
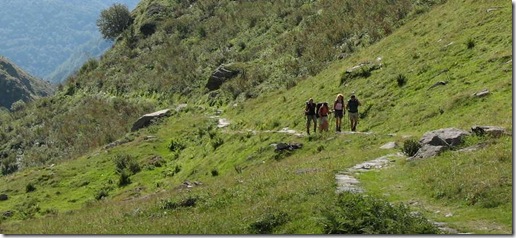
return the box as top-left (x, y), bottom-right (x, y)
top-left (0, 0), bottom-right (435, 173)
top-left (0, 56), bottom-right (54, 110)
top-left (0, 0), bottom-right (510, 235)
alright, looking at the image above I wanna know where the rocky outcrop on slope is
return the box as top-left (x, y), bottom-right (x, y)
top-left (0, 56), bottom-right (54, 110)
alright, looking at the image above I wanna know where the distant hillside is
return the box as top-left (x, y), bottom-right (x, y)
top-left (0, 57), bottom-right (54, 110)
top-left (0, 0), bottom-right (139, 84)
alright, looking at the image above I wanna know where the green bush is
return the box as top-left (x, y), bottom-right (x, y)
top-left (248, 211), bottom-right (289, 234)
top-left (25, 183), bottom-right (36, 193)
top-left (211, 137), bottom-right (224, 150)
top-left (169, 138), bottom-right (186, 152)
top-left (114, 154), bottom-right (141, 175)
top-left (321, 193), bottom-right (440, 234)
top-left (118, 170), bottom-right (132, 187)
top-left (402, 139), bottom-right (421, 157)
top-left (396, 74), bottom-right (407, 87)
top-left (466, 38), bottom-right (475, 49)
top-left (78, 58), bottom-right (99, 75)
top-left (1, 155), bottom-right (19, 175)
top-left (211, 169), bottom-right (219, 176)
top-left (140, 22), bottom-right (157, 37)
top-left (96, 3), bottom-right (133, 40)
top-left (159, 196), bottom-right (198, 210)
top-left (113, 154), bottom-right (140, 187)
top-left (94, 188), bottom-right (110, 200)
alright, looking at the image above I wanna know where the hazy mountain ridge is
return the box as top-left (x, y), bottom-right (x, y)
top-left (0, 0), bottom-right (139, 84)
top-left (0, 56), bottom-right (54, 110)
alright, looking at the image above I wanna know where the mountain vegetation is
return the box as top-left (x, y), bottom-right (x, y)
top-left (0, 0), bottom-right (511, 234)
top-left (0, 0), bottom-right (139, 83)
top-left (0, 56), bottom-right (54, 111)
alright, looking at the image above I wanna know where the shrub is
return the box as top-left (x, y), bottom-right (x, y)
top-left (25, 183), bottom-right (36, 193)
top-left (118, 170), bottom-right (132, 187)
top-left (248, 211), bottom-right (289, 234)
top-left (169, 138), bottom-right (186, 152)
top-left (78, 58), bottom-right (99, 75)
top-left (211, 169), bottom-right (219, 176)
top-left (114, 154), bottom-right (141, 175)
top-left (159, 196), bottom-right (198, 210)
top-left (96, 3), bottom-right (133, 40)
top-left (466, 38), bottom-right (475, 49)
top-left (321, 192), bottom-right (440, 234)
top-left (402, 139), bottom-right (421, 157)
top-left (211, 137), bottom-right (224, 150)
top-left (10, 100), bottom-right (26, 112)
top-left (15, 198), bottom-right (41, 220)
top-left (396, 74), bottom-right (407, 87)
top-left (140, 22), bottom-right (157, 37)
top-left (1, 156), bottom-right (18, 175)
top-left (94, 188), bottom-right (109, 200)
top-left (113, 154), bottom-right (140, 187)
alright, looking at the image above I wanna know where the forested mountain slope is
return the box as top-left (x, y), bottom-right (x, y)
top-left (0, 0), bottom-right (139, 83)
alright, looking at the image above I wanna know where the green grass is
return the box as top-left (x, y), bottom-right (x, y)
top-left (0, 0), bottom-right (511, 234)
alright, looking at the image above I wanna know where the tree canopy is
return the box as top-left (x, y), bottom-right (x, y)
top-left (96, 3), bottom-right (133, 40)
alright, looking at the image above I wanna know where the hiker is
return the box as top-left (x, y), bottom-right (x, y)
top-left (346, 94), bottom-right (361, 131)
top-left (304, 98), bottom-right (317, 135)
top-left (318, 102), bottom-right (330, 132)
top-left (333, 94), bottom-right (345, 132)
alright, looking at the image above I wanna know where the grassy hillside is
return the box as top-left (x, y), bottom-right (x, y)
top-left (0, 0), bottom-right (511, 235)
top-left (0, 0), bottom-right (436, 177)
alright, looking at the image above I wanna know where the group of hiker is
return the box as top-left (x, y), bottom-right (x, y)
top-left (304, 94), bottom-right (361, 135)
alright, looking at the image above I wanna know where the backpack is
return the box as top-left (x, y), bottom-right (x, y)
top-left (315, 102), bottom-right (323, 118)
top-left (347, 99), bottom-right (359, 113)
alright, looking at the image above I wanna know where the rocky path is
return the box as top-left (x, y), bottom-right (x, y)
top-left (334, 150), bottom-right (462, 234)
top-left (213, 115), bottom-right (474, 234)
top-left (335, 152), bottom-right (402, 193)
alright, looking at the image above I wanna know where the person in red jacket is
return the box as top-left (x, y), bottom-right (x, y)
top-left (318, 102), bottom-right (330, 132)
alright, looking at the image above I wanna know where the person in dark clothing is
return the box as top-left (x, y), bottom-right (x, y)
top-left (304, 98), bottom-right (317, 135)
top-left (346, 95), bottom-right (361, 132)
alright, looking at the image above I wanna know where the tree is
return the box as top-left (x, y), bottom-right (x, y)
top-left (96, 3), bottom-right (133, 41)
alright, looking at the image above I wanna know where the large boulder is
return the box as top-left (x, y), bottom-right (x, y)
top-left (419, 128), bottom-right (470, 147)
top-left (131, 109), bottom-right (171, 132)
top-left (411, 144), bottom-right (448, 160)
top-left (471, 125), bottom-right (508, 138)
top-left (410, 128), bottom-right (470, 160)
top-left (205, 64), bottom-right (240, 91)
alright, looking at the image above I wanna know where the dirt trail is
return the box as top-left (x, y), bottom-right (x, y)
top-left (334, 152), bottom-right (462, 234)
top-left (213, 115), bottom-right (464, 234)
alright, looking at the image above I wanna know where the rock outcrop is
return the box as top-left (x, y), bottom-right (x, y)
top-left (205, 64), bottom-right (240, 91)
top-left (131, 109), bottom-right (171, 132)
top-left (410, 128), bottom-right (470, 160)
top-left (0, 56), bottom-right (54, 110)
top-left (471, 125), bottom-right (508, 137)
top-left (273, 142), bottom-right (303, 152)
